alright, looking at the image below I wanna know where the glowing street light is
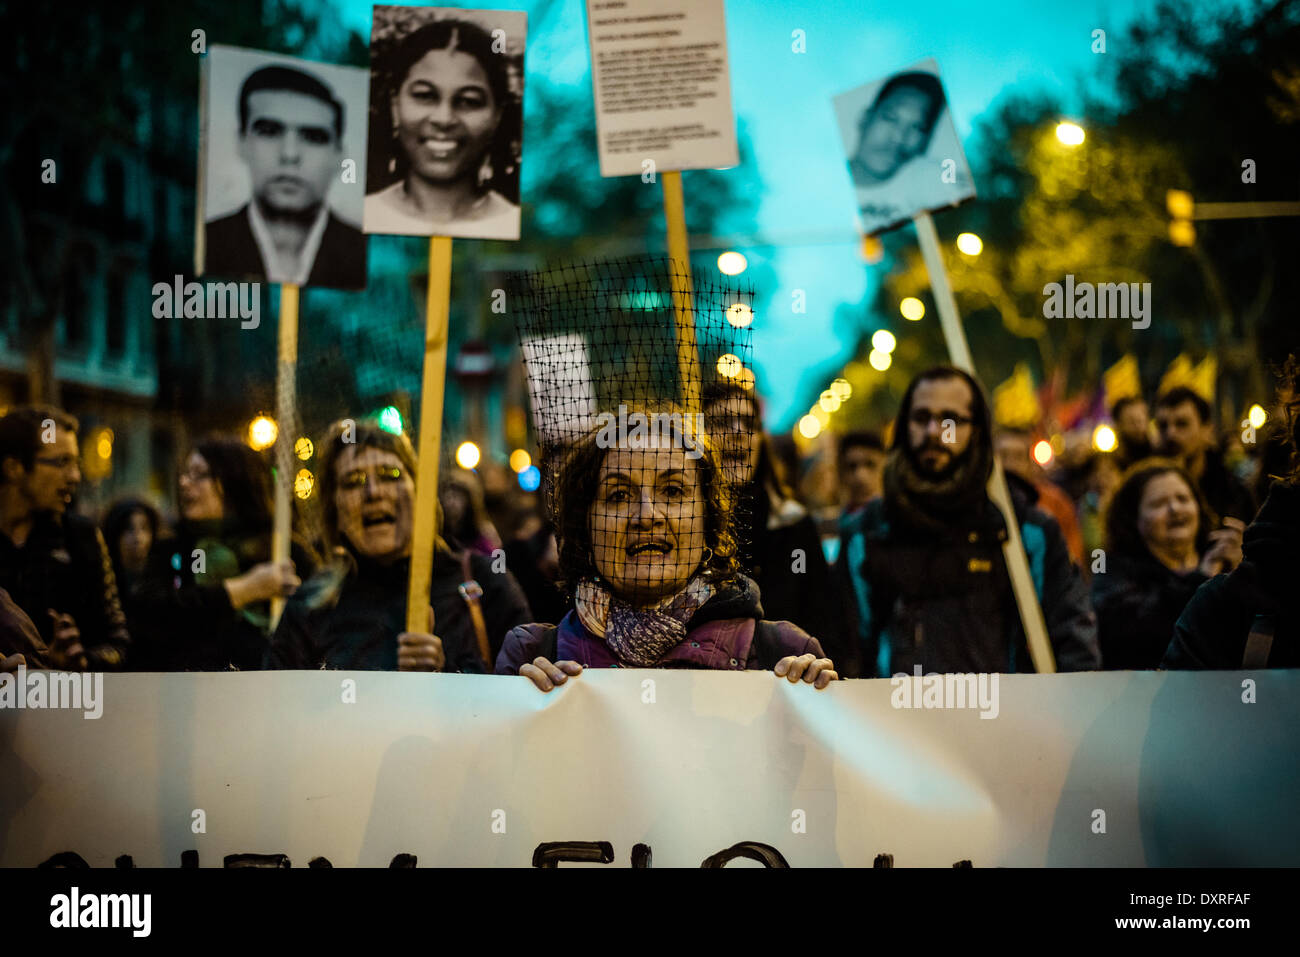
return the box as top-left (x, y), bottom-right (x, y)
top-left (819, 391), bottom-right (841, 413)
top-left (456, 441), bottom-right (481, 470)
top-left (798, 414), bottom-right (822, 439)
top-left (509, 449), bottom-right (532, 473)
top-left (717, 251), bottom-right (748, 275)
top-left (1247, 404), bottom-right (1268, 429)
top-left (1032, 440), bottom-right (1053, 466)
top-left (830, 378), bottom-right (852, 400)
top-left (716, 353), bottom-right (743, 378)
top-left (726, 302), bottom-right (754, 328)
top-left (956, 232), bottom-right (983, 256)
top-left (868, 349), bottom-right (892, 371)
top-left (1055, 121), bottom-right (1086, 147)
top-left (1093, 424), bottom-right (1117, 452)
top-left (871, 329), bottom-right (897, 353)
top-left (294, 437), bottom-right (314, 461)
top-left (248, 415), bottom-right (278, 451)
top-left (900, 297), bottom-right (925, 321)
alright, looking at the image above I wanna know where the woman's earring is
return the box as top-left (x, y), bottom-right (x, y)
top-left (477, 155), bottom-right (493, 188)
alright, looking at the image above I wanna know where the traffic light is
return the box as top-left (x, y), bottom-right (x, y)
top-left (1166, 189), bottom-right (1195, 247)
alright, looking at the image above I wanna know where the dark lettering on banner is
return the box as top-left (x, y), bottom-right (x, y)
top-left (699, 841), bottom-right (789, 869)
top-left (532, 841), bottom-right (616, 868)
top-left (223, 853), bottom-right (291, 868)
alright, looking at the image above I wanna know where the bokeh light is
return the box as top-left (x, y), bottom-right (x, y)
top-left (726, 302), bottom-right (754, 328)
top-left (1093, 424), bottom-right (1117, 452)
top-left (798, 414), bottom-right (822, 439)
top-left (717, 251), bottom-right (748, 275)
top-left (247, 415), bottom-right (277, 451)
top-left (456, 441), bottom-right (481, 470)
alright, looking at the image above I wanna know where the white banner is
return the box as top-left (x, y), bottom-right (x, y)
top-left (2, 670), bottom-right (1297, 867)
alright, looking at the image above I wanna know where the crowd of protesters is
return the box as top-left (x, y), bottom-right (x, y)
top-left (2, 355), bottom-right (1297, 681)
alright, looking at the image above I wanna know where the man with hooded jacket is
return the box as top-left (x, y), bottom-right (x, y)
top-left (835, 366), bottom-right (1100, 677)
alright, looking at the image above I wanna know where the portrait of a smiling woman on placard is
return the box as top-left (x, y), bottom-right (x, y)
top-left (364, 7), bottom-right (524, 240)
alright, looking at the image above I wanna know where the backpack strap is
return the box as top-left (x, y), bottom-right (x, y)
top-left (1241, 614), bottom-right (1275, 669)
top-left (457, 550), bottom-right (491, 668)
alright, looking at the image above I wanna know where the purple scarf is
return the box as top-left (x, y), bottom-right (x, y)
top-left (574, 573), bottom-right (715, 667)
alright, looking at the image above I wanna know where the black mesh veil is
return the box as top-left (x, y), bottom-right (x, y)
top-left (507, 257), bottom-right (758, 604)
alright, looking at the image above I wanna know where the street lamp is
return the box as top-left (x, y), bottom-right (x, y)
top-left (1055, 121), bottom-right (1085, 146)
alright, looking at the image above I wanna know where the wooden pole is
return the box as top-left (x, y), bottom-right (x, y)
top-left (662, 170), bottom-right (701, 413)
top-left (270, 282), bottom-right (299, 631)
top-left (913, 212), bottom-right (1057, 674)
top-left (407, 236), bottom-right (453, 633)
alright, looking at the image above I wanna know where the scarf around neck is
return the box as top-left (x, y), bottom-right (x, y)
top-left (883, 440), bottom-right (992, 534)
top-left (574, 571), bottom-right (715, 667)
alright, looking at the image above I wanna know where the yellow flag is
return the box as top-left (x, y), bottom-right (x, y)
top-left (993, 362), bottom-right (1040, 428)
top-left (1158, 353), bottom-right (1216, 403)
top-left (1103, 354), bottom-right (1142, 409)
top-left (1157, 353), bottom-right (1194, 397)
top-left (1191, 355), bottom-right (1217, 402)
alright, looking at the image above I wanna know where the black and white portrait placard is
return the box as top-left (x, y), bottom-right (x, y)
top-left (833, 58), bottom-right (975, 236)
top-left (197, 45), bottom-right (369, 289)
top-left (364, 6), bottom-right (526, 240)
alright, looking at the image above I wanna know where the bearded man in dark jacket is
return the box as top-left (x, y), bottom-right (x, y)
top-left (835, 366), bottom-right (1100, 677)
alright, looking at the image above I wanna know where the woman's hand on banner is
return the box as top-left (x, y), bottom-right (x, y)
top-left (774, 654), bottom-right (838, 690)
top-left (398, 606), bottom-right (445, 672)
top-left (520, 656), bottom-right (582, 692)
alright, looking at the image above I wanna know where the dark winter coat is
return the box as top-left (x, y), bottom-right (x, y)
top-left (1162, 481), bottom-right (1300, 669)
top-left (266, 550), bottom-right (532, 672)
top-left (129, 523), bottom-right (316, 671)
top-left (735, 484), bottom-right (849, 666)
top-left (495, 573), bottom-right (824, 674)
top-left (0, 512), bottom-right (130, 669)
top-left (836, 482), bottom-right (1100, 676)
top-left (1092, 550), bottom-right (1207, 670)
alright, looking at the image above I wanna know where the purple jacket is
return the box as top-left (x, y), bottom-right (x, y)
top-left (494, 574), bottom-right (824, 674)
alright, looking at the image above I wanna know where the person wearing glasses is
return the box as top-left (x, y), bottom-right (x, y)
top-left (264, 420), bottom-right (531, 671)
top-left (835, 366), bottom-right (1100, 677)
top-left (0, 406), bottom-right (130, 670)
top-left (130, 436), bottom-right (316, 670)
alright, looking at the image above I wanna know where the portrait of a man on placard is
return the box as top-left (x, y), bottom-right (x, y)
top-left (833, 58), bottom-right (975, 236)
top-left (198, 46), bottom-right (368, 289)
